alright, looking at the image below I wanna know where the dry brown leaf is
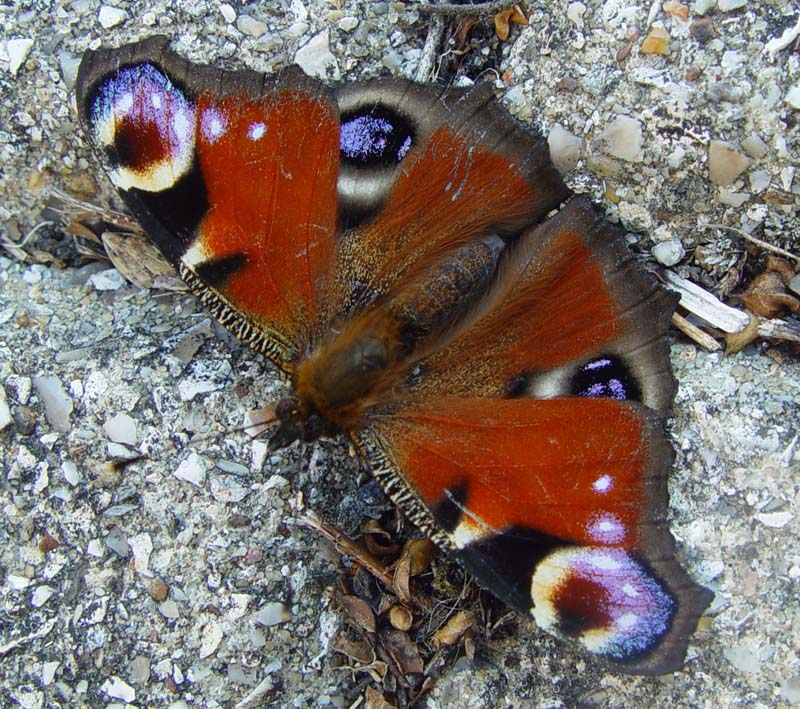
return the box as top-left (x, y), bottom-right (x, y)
top-left (432, 609), bottom-right (476, 647)
top-left (392, 550), bottom-right (412, 604)
top-left (102, 231), bottom-right (186, 291)
top-left (494, 5), bottom-right (527, 41)
top-left (742, 272), bottom-right (800, 318)
top-left (332, 634), bottom-right (375, 665)
top-left (338, 594), bottom-right (377, 634)
top-left (363, 520), bottom-right (400, 557)
top-left (379, 628), bottom-right (424, 676)
top-left (404, 538), bottom-right (436, 576)
top-left (766, 255), bottom-right (796, 284)
top-left (365, 686), bottom-right (396, 709)
top-left (388, 604), bottom-right (414, 632)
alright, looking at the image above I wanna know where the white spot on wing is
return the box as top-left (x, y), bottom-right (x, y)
top-left (592, 474), bottom-right (612, 493)
top-left (248, 121), bottom-right (266, 141)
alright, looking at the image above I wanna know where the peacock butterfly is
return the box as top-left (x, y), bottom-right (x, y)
top-left (76, 36), bottom-right (712, 674)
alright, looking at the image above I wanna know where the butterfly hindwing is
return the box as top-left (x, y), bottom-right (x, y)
top-left (76, 36), bottom-right (340, 369)
top-left (354, 198), bottom-right (711, 673)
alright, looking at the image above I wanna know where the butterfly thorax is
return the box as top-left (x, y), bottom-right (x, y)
top-left (269, 237), bottom-right (508, 449)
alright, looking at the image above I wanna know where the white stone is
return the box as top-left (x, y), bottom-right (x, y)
top-left (652, 240), bottom-right (685, 266)
top-left (158, 599), bottom-right (180, 619)
top-left (755, 510), bottom-right (792, 528)
top-left (290, 0), bottom-right (308, 21)
top-left (718, 188), bottom-right (750, 207)
top-left (218, 3), bottom-right (236, 23)
top-left (100, 676), bottom-right (136, 703)
top-left (61, 460), bottom-right (79, 485)
top-left (599, 115), bottom-right (643, 162)
top-left (104, 413), bottom-right (137, 446)
top-left (718, 0), bottom-right (747, 11)
top-left (254, 602), bottom-right (288, 627)
top-left (548, 123), bottom-right (582, 173)
top-left (566, 2), bottom-right (586, 28)
top-left (786, 84), bottom-right (800, 110)
top-left (708, 140), bottom-right (750, 186)
top-left (33, 376), bottom-right (73, 433)
top-left (98, 5), bottom-right (127, 29)
top-left (209, 475), bottom-right (249, 503)
top-left (41, 661), bottom-right (59, 686)
top-left (89, 268), bottom-right (126, 291)
top-left (337, 16), bottom-right (359, 31)
top-left (87, 539), bottom-right (104, 557)
top-left (0, 387), bottom-right (11, 430)
top-left (748, 170), bottom-right (771, 193)
top-left (31, 585), bottom-right (55, 608)
top-left (7, 39), bottom-right (34, 76)
top-left (174, 452), bottom-right (208, 487)
top-left (199, 621), bottom-right (223, 658)
top-left (129, 533), bottom-right (153, 575)
top-left (7, 574), bottom-right (31, 590)
top-left (237, 16), bottom-right (268, 38)
top-left (294, 30), bottom-right (340, 80)
top-left (693, 0), bottom-right (716, 14)
top-left (741, 133), bottom-right (768, 159)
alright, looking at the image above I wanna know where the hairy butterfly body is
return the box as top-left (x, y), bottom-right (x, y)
top-left (77, 36), bottom-right (712, 674)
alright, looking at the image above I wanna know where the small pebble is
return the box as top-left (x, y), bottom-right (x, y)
top-left (7, 38), bottom-right (34, 76)
top-left (100, 677), bottom-right (136, 703)
top-left (0, 388), bottom-right (11, 430)
top-left (32, 376), bottom-right (73, 433)
top-left (785, 84), bottom-right (800, 110)
top-left (103, 413), bottom-right (137, 446)
top-left (31, 585), bottom-right (55, 608)
top-left (652, 240), bottom-right (685, 266)
top-left (294, 30), bottom-right (339, 80)
top-left (337, 16), bottom-right (358, 31)
top-left (89, 269), bottom-right (126, 291)
top-left (548, 123), bottom-right (582, 172)
top-left (718, 188), bottom-right (750, 207)
top-left (741, 133), bottom-right (768, 159)
top-left (199, 621), bottom-right (224, 658)
top-left (599, 115), bottom-right (643, 162)
top-left (748, 170), bottom-right (771, 193)
top-left (254, 602), bottom-right (289, 627)
top-left (97, 5), bottom-right (127, 29)
top-left (718, 0), bottom-right (747, 11)
top-left (173, 452), bottom-right (208, 487)
top-left (237, 16), bottom-right (268, 38)
top-left (641, 25), bottom-right (670, 55)
top-left (148, 578), bottom-right (169, 603)
top-left (218, 3), bottom-right (236, 23)
top-left (158, 599), bottom-right (180, 619)
top-left (708, 140), bottom-right (750, 186)
top-left (128, 656), bottom-right (151, 684)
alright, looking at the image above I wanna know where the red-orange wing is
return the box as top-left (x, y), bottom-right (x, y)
top-left (76, 37), bottom-right (339, 369)
top-left (358, 396), bottom-right (711, 674)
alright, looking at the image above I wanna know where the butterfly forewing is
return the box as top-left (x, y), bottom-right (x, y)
top-left (77, 36), bottom-right (340, 369)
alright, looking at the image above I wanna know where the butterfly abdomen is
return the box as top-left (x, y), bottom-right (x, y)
top-left (294, 235), bottom-right (507, 429)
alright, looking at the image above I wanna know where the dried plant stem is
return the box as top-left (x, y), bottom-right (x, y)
top-left (415, 1), bottom-right (520, 17)
top-left (698, 222), bottom-right (800, 263)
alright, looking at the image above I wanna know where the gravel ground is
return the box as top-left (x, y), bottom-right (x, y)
top-left (1, 1), bottom-right (799, 707)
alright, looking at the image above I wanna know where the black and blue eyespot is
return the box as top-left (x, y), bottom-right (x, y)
top-left (570, 355), bottom-right (642, 402)
top-left (339, 105), bottom-right (414, 167)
